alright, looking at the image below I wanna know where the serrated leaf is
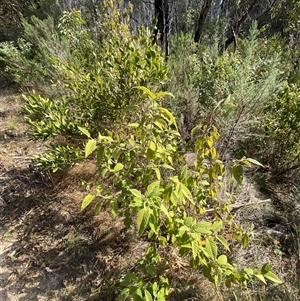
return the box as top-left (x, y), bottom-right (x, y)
top-left (137, 207), bottom-right (150, 236)
top-left (178, 225), bottom-right (190, 232)
top-left (214, 268), bottom-right (222, 287)
top-left (146, 181), bottom-right (161, 198)
top-left (114, 163), bottom-right (124, 172)
top-left (264, 271), bottom-right (283, 283)
top-left (191, 240), bottom-right (202, 259)
top-left (205, 236), bottom-right (218, 260)
top-left (212, 220), bottom-right (223, 232)
top-left (81, 193), bottom-right (95, 210)
top-left (130, 189), bottom-right (142, 199)
top-left (78, 126), bottom-right (91, 138)
top-left (85, 139), bottom-right (97, 158)
top-left (192, 223), bottom-right (212, 234)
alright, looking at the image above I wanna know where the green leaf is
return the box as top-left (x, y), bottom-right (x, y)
top-left (242, 233), bottom-right (249, 248)
top-left (179, 165), bottom-right (188, 181)
top-left (148, 140), bottom-right (156, 152)
top-left (158, 107), bottom-right (178, 128)
top-left (146, 181), bottom-right (161, 198)
top-left (246, 158), bottom-right (264, 167)
top-left (137, 207), bottom-right (150, 236)
top-left (191, 240), bottom-right (202, 259)
top-left (261, 263), bottom-right (270, 274)
top-left (205, 236), bottom-right (218, 261)
top-left (192, 221), bottom-right (212, 234)
top-left (158, 236), bottom-right (167, 245)
top-left (123, 105), bottom-right (138, 112)
top-left (212, 220), bottom-right (223, 232)
top-left (81, 193), bottom-right (95, 210)
top-left (120, 273), bottom-right (137, 287)
top-left (130, 189), bottom-right (143, 199)
top-left (160, 203), bottom-right (170, 219)
top-left (134, 86), bottom-right (156, 100)
top-left (97, 146), bottom-right (105, 165)
top-left (146, 265), bottom-right (157, 277)
top-left (153, 167), bottom-right (161, 180)
top-left (113, 163), bottom-right (124, 172)
top-left (180, 183), bottom-right (193, 201)
top-left (231, 164), bottom-right (243, 185)
top-left (214, 268), bottom-right (222, 287)
top-left (255, 274), bottom-right (266, 284)
top-left (155, 91), bottom-right (174, 99)
top-left (217, 255), bottom-right (228, 265)
top-left (184, 217), bottom-right (194, 227)
top-left (85, 139), bottom-right (97, 158)
top-left (264, 271), bottom-right (283, 283)
top-left (144, 289), bottom-right (154, 301)
top-left (216, 235), bottom-right (230, 252)
top-left (78, 126), bottom-right (91, 138)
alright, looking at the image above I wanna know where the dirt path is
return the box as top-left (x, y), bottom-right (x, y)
top-left (0, 90), bottom-right (133, 301)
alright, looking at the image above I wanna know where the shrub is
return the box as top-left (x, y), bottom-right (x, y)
top-left (80, 87), bottom-right (282, 300)
top-left (166, 23), bottom-right (282, 160)
top-left (20, 1), bottom-right (166, 170)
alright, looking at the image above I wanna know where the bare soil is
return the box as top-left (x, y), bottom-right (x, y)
top-left (0, 89), bottom-right (300, 301)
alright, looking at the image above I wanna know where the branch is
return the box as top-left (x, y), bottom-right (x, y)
top-left (204, 198), bottom-right (272, 214)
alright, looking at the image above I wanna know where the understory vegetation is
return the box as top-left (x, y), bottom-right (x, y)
top-left (1, 0), bottom-right (300, 300)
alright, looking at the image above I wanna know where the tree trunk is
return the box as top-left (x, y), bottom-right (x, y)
top-left (154, 0), bottom-right (164, 45)
top-left (194, 0), bottom-right (213, 43)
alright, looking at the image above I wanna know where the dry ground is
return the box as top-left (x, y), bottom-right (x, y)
top-left (0, 88), bottom-right (300, 301)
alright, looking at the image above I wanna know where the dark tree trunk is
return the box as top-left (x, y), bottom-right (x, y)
top-left (194, 0), bottom-right (213, 43)
top-left (154, 0), bottom-right (164, 45)
top-left (153, 0), bottom-right (171, 57)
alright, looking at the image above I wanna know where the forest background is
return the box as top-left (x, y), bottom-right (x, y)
top-left (0, 0), bottom-right (300, 300)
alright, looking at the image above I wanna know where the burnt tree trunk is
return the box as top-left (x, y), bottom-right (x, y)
top-left (153, 0), bottom-right (171, 57)
top-left (194, 0), bottom-right (213, 43)
top-left (154, 0), bottom-right (164, 45)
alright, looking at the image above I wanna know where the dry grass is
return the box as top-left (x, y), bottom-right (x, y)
top-left (0, 89), bottom-right (300, 301)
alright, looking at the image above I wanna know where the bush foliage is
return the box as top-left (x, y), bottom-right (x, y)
top-left (2, 0), bottom-right (300, 299)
